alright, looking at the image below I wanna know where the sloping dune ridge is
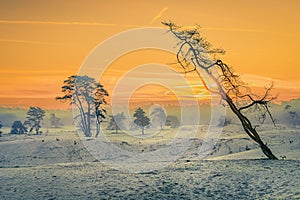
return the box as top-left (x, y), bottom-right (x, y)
top-left (0, 124), bottom-right (299, 199)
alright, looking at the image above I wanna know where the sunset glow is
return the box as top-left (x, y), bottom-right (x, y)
top-left (1, 0), bottom-right (300, 109)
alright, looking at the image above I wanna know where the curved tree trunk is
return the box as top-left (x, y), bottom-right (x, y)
top-left (206, 65), bottom-right (278, 159)
top-left (260, 144), bottom-right (277, 159)
top-left (224, 90), bottom-right (278, 159)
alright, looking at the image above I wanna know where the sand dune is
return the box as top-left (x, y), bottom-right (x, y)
top-left (0, 124), bottom-right (299, 199)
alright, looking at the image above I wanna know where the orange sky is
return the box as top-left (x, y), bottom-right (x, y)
top-left (0, 0), bottom-right (300, 109)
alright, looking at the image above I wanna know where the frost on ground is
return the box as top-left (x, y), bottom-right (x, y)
top-left (0, 125), bottom-right (299, 199)
top-left (1, 160), bottom-right (299, 199)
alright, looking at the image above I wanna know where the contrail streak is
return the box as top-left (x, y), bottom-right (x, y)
top-left (0, 19), bottom-right (265, 33)
top-left (151, 7), bottom-right (168, 24)
top-left (202, 27), bottom-right (265, 33)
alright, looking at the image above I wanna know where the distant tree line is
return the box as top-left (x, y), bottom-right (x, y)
top-left (0, 106), bottom-right (65, 136)
top-left (56, 75), bottom-right (180, 137)
top-left (8, 106), bottom-right (45, 135)
top-left (106, 108), bottom-right (179, 135)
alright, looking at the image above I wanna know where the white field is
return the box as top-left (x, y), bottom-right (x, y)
top-left (0, 124), bottom-right (299, 199)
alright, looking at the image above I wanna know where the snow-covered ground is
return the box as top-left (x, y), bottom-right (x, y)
top-left (0, 124), bottom-right (299, 199)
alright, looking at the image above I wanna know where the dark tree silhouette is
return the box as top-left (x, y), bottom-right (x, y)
top-left (217, 116), bottom-right (232, 127)
top-left (107, 112), bottom-right (126, 134)
top-left (0, 121), bottom-right (2, 137)
top-left (133, 107), bottom-right (150, 135)
top-left (10, 121), bottom-right (27, 134)
top-left (165, 115), bottom-right (179, 128)
top-left (284, 105), bottom-right (300, 127)
top-left (56, 75), bottom-right (108, 137)
top-left (24, 107), bottom-right (45, 135)
top-left (150, 106), bottom-right (167, 130)
top-left (49, 113), bottom-right (64, 128)
top-left (94, 84), bottom-right (109, 137)
top-left (163, 21), bottom-right (278, 159)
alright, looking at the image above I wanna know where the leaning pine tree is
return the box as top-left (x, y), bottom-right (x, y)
top-left (163, 21), bottom-right (278, 159)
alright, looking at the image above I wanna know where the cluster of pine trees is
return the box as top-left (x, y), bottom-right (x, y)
top-left (0, 107), bottom-right (63, 136)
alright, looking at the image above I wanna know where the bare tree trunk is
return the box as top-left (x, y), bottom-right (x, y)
top-left (35, 125), bottom-right (39, 135)
top-left (75, 93), bottom-right (89, 136)
top-left (192, 50), bottom-right (278, 160)
top-left (209, 69), bottom-right (278, 159)
top-left (95, 120), bottom-right (100, 137)
top-left (225, 95), bottom-right (278, 159)
top-left (87, 104), bottom-right (91, 137)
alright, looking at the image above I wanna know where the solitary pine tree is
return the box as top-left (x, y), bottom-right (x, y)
top-left (133, 107), bottom-right (150, 135)
top-left (107, 112), bottom-right (126, 134)
top-left (56, 75), bottom-right (108, 137)
top-left (163, 21), bottom-right (278, 159)
top-left (25, 107), bottom-right (45, 135)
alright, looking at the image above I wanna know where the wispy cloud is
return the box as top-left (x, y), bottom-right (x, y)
top-left (151, 7), bottom-right (168, 24)
top-left (242, 74), bottom-right (300, 90)
top-left (0, 19), bottom-right (265, 34)
top-left (0, 19), bottom-right (140, 28)
top-left (0, 38), bottom-right (58, 45)
top-left (0, 20), bottom-right (142, 45)
top-left (0, 69), bottom-right (72, 76)
top-left (202, 27), bottom-right (265, 33)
